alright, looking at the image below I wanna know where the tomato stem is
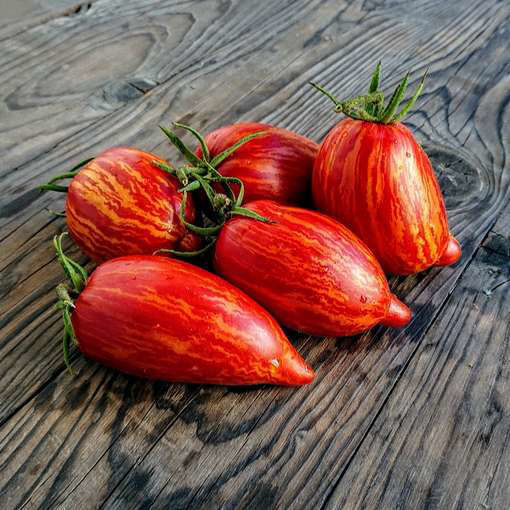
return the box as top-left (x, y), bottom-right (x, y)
top-left (311, 63), bottom-right (427, 124)
top-left (157, 122), bottom-right (275, 253)
top-left (54, 233), bottom-right (88, 375)
top-left (155, 237), bottom-right (217, 258)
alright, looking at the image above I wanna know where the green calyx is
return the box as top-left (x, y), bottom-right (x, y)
top-left (310, 62), bottom-right (428, 124)
top-left (155, 123), bottom-right (273, 258)
top-left (54, 232), bottom-right (88, 374)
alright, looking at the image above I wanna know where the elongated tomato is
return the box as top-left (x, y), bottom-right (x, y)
top-left (66, 148), bottom-right (201, 262)
top-left (313, 120), bottom-right (461, 274)
top-left (310, 65), bottom-right (461, 275)
top-left (196, 123), bottom-right (319, 204)
top-left (213, 200), bottom-right (411, 337)
top-left (72, 256), bottom-right (314, 386)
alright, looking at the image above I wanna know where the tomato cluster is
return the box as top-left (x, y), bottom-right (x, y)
top-left (42, 64), bottom-right (460, 387)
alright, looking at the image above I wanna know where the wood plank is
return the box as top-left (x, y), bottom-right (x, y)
top-left (78, 3), bottom-right (510, 507)
top-left (0, 0), bottom-right (330, 247)
top-left (0, 1), bottom-right (94, 40)
top-left (1, 1), bottom-right (509, 509)
top-left (324, 204), bottom-right (510, 510)
top-left (2, 1), bottom-right (510, 509)
top-left (0, 0), bottom-right (321, 180)
top-left (0, 0), bottom-right (333, 424)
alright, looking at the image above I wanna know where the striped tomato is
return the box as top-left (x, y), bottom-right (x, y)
top-left (196, 123), bottom-right (318, 205)
top-left (311, 65), bottom-right (461, 275)
top-left (213, 200), bottom-right (412, 337)
top-left (64, 148), bottom-right (201, 262)
top-left (55, 246), bottom-right (314, 386)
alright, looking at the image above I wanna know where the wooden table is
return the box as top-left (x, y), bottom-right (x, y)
top-left (1, 1), bottom-right (510, 508)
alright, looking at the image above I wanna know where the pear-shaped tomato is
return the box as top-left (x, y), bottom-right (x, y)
top-left (311, 65), bottom-right (461, 275)
top-left (57, 252), bottom-right (314, 386)
top-left (196, 123), bottom-right (318, 205)
top-left (54, 148), bottom-right (201, 262)
top-left (213, 200), bottom-right (411, 337)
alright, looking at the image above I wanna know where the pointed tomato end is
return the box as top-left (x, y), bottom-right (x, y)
top-left (436, 236), bottom-right (462, 267)
top-left (381, 295), bottom-right (412, 328)
top-left (277, 350), bottom-right (315, 386)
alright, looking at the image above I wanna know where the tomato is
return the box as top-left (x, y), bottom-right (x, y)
top-left (66, 256), bottom-right (314, 386)
top-left (311, 65), bottom-right (461, 275)
top-left (213, 200), bottom-right (411, 337)
top-left (196, 123), bottom-right (318, 205)
top-left (65, 148), bottom-right (201, 262)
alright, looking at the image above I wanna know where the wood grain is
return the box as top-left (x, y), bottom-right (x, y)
top-left (0, 0), bottom-right (332, 423)
top-left (1, 0), bottom-right (510, 509)
top-left (324, 204), bottom-right (510, 510)
top-left (0, 0), bottom-right (323, 183)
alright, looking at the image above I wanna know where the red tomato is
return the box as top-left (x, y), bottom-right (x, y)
top-left (66, 148), bottom-right (201, 262)
top-left (213, 200), bottom-right (411, 337)
top-left (71, 256), bottom-right (314, 386)
top-left (313, 120), bottom-right (461, 274)
top-left (196, 123), bottom-right (318, 205)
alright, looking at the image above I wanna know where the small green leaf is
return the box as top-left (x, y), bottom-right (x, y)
top-left (194, 174), bottom-right (216, 205)
top-left (367, 61), bottom-right (382, 115)
top-left (45, 208), bottom-right (66, 217)
top-left (160, 126), bottom-right (204, 167)
top-left (54, 233), bottom-right (88, 293)
top-left (173, 122), bottom-right (210, 162)
top-left (369, 61), bottom-right (382, 93)
top-left (381, 73), bottom-right (409, 123)
top-left (392, 67), bottom-right (428, 123)
top-left (210, 131), bottom-right (268, 167)
top-left (230, 207), bottom-right (274, 224)
top-left (340, 94), bottom-right (379, 122)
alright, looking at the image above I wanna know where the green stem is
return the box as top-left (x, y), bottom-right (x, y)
top-left (154, 161), bottom-right (177, 175)
top-left (223, 177), bottom-right (245, 207)
top-left (39, 184), bottom-right (69, 192)
top-left (39, 157), bottom-right (94, 193)
top-left (179, 190), bottom-right (225, 235)
top-left (309, 81), bottom-right (342, 108)
top-left (53, 234), bottom-right (88, 376)
top-left (155, 237), bottom-right (217, 258)
top-left (45, 208), bottom-right (67, 217)
top-left (179, 180), bottom-right (201, 193)
top-left (158, 122), bottom-right (274, 251)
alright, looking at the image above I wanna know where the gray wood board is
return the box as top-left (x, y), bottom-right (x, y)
top-left (1, 0), bottom-right (509, 509)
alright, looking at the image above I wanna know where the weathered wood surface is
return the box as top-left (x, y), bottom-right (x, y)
top-left (1, 0), bottom-right (509, 509)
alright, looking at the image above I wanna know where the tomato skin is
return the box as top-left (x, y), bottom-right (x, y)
top-left (213, 200), bottom-right (411, 336)
top-left (312, 119), bottom-right (461, 275)
top-left (66, 148), bottom-right (201, 262)
top-left (196, 123), bottom-right (319, 205)
top-left (72, 256), bottom-right (314, 386)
